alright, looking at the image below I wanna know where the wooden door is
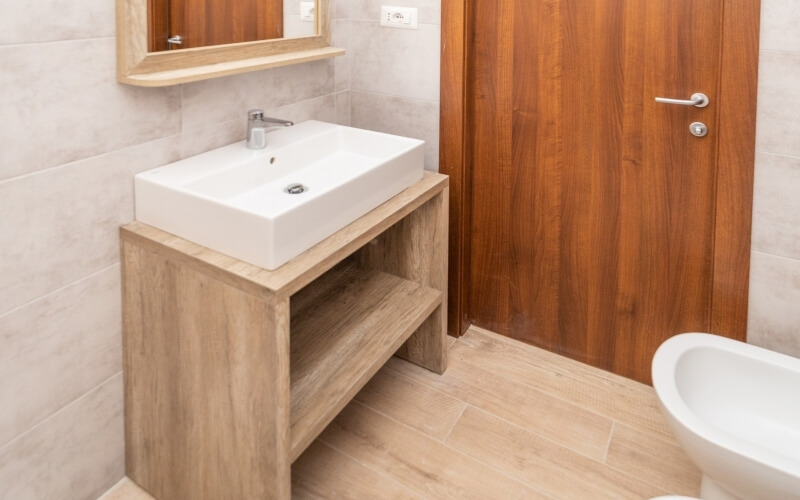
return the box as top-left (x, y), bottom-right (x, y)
top-left (465, 0), bottom-right (757, 383)
top-left (149, 0), bottom-right (283, 51)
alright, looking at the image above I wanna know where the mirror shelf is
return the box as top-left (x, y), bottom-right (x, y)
top-left (116, 0), bottom-right (344, 87)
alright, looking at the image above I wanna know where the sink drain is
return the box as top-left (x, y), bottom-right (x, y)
top-left (284, 183), bottom-right (308, 194)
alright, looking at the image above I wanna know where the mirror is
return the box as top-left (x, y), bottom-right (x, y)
top-left (116, 0), bottom-right (343, 87)
top-left (148, 0), bottom-right (319, 52)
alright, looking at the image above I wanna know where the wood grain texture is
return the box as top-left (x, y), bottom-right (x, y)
top-left (98, 479), bottom-right (155, 500)
top-left (119, 47), bottom-right (345, 87)
top-left (118, 0), bottom-right (339, 86)
top-left (461, 327), bottom-right (676, 442)
top-left (356, 188), bottom-right (449, 373)
top-left (122, 240), bottom-right (291, 499)
top-left (354, 366), bottom-right (467, 442)
top-left (156, 0), bottom-right (283, 51)
top-left (147, 0), bottom-right (168, 52)
top-left (710, 0), bottom-right (760, 341)
top-left (121, 173), bottom-right (448, 298)
top-left (456, 0), bottom-right (758, 383)
top-left (605, 423), bottom-right (701, 496)
top-left (439, 0), bottom-right (471, 337)
top-left (319, 402), bottom-right (547, 500)
top-left (102, 327), bottom-right (700, 500)
top-left (289, 261), bottom-right (441, 461)
top-left (446, 406), bottom-right (668, 499)
top-left (384, 351), bottom-right (614, 461)
top-left (121, 173), bottom-right (448, 498)
top-left (292, 441), bottom-right (422, 499)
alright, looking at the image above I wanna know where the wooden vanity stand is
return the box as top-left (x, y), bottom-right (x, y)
top-left (120, 172), bottom-right (448, 499)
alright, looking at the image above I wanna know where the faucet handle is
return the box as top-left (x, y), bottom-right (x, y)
top-left (247, 109), bottom-right (264, 121)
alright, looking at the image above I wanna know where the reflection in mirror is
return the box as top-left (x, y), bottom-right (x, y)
top-left (117, 0), bottom-right (341, 86)
top-left (148, 0), bottom-right (317, 52)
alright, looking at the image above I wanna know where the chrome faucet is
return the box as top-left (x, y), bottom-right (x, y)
top-left (246, 109), bottom-right (294, 150)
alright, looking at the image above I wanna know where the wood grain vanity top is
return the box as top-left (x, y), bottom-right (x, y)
top-left (121, 171), bottom-right (448, 299)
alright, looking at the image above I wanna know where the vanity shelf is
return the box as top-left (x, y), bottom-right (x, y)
top-left (121, 172), bottom-right (449, 500)
top-left (289, 259), bottom-right (440, 461)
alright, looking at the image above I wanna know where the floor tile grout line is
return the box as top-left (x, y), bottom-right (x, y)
top-left (602, 458), bottom-right (698, 497)
top-left (382, 362), bottom-right (470, 408)
top-left (386, 358), bottom-right (616, 462)
top-left (445, 404), bottom-right (679, 498)
top-left (354, 382), bottom-right (665, 498)
top-left (459, 327), bottom-right (678, 442)
top-left (467, 325), bottom-right (655, 395)
top-left (440, 403), bottom-right (468, 443)
top-left (314, 433), bottom-right (426, 500)
top-left (347, 400), bottom-right (555, 499)
top-left (603, 421), bottom-right (615, 463)
top-left (0, 370), bottom-right (122, 454)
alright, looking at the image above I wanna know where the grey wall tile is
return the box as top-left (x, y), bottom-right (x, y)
top-left (747, 251), bottom-right (800, 357)
top-left (760, 0), bottom-right (800, 54)
top-left (755, 51), bottom-right (800, 157)
top-left (267, 93), bottom-right (338, 123)
top-left (335, 90), bottom-right (351, 125)
top-left (333, 19), bottom-right (351, 92)
top-left (181, 60), bottom-right (334, 125)
top-left (751, 152), bottom-right (800, 259)
top-left (0, 0), bottom-right (115, 45)
top-left (351, 91), bottom-right (439, 171)
top-left (350, 0), bottom-right (441, 24)
top-left (333, 0), bottom-right (350, 19)
top-left (0, 137), bottom-right (179, 315)
top-left (179, 118), bottom-right (247, 159)
top-left (0, 39), bottom-right (181, 181)
top-left (0, 374), bottom-right (124, 500)
top-left (349, 20), bottom-right (440, 101)
top-left (0, 266), bottom-right (122, 447)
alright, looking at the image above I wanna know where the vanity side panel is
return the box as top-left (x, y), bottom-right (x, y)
top-left (357, 187), bottom-right (449, 373)
top-left (121, 238), bottom-right (291, 500)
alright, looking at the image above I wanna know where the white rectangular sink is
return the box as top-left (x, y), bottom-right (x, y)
top-left (135, 121), bottom-right (425, 270)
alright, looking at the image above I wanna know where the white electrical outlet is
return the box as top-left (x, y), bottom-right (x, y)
top-left (380, 6), bottom-right (418, 30)
top-left (300, 2), bottom-right (315, 21)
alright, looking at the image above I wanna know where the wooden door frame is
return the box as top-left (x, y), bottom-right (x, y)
top-left (439, 0), bottom-right (760, 339)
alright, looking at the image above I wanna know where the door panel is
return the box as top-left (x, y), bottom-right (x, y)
top-left (469, 0), bottom-right (723, 382)
top-left (149, 0), bottom-right (283, 51)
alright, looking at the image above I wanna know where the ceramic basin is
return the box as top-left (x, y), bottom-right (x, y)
top-left (135, 120), bottom-right (425, 270)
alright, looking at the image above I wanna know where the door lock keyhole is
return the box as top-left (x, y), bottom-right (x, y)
top-left (690, 122), bottom-right (708, 137)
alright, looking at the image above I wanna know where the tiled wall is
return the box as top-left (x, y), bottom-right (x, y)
top-left (7, 0), bottom-right (798, 498)
top-left (335, 0), bottom-right (442, 171)
top-left (748, 1), bottom-right (800, 357)
top-left (0, 2), bottom-right (357, 499)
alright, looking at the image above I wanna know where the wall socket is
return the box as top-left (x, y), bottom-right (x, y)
top-left (380, 6), bottom-right (419, 30)
top-left (300, 2), bottom-right (315, 22)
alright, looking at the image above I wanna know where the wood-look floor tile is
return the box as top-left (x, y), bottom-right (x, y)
top-left (385, 353), bottom-right (613, 461)
top-left (97, 478), bottom-right (154, 500)
top-left (319, 401), bottom-right (547, 500)
top-left (292, 440), bottom-right (421, 499)
top-left (447, 406), bottom-right (668, 500)
top-left (460, 327), bottom-right (676, 442)
top-left (605, 423), bottom-right (701, 496)
top-left (354, 365), bottom-right (467, 441)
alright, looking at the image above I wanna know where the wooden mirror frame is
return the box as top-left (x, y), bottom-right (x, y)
top-left (116, 0), bottom-right (343, 87)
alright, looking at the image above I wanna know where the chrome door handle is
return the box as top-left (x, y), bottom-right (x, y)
top-left (167, 35), bottom-right (183, 46)
top-left (655, 92), bottom-right (709, 108)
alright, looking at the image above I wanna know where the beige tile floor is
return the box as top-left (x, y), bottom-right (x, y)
top-left (100, 327), bottom-right (700, 499)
